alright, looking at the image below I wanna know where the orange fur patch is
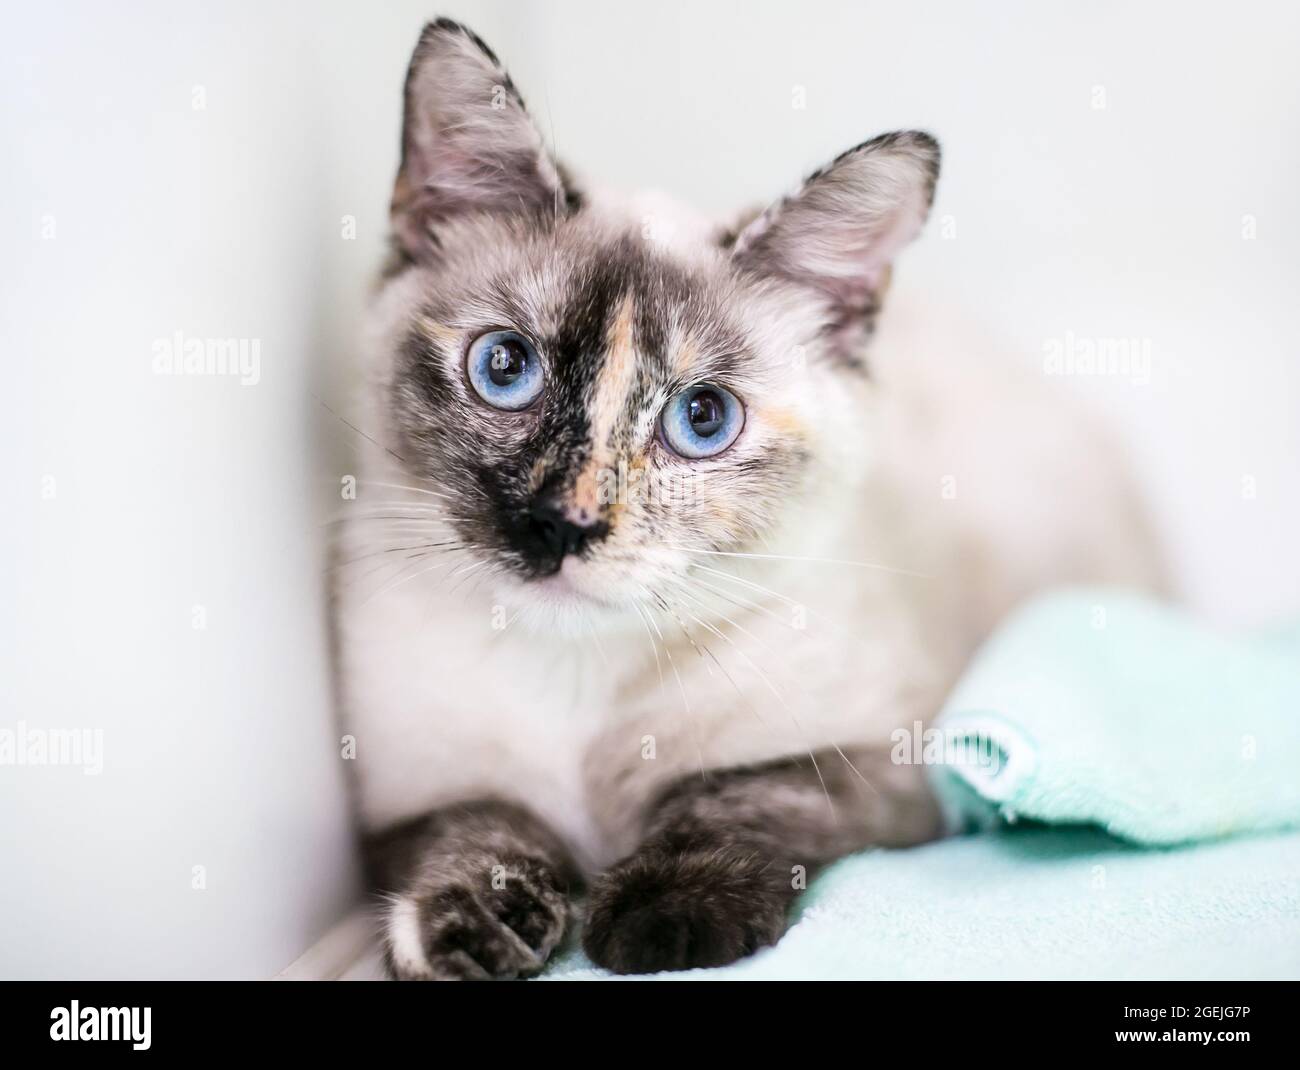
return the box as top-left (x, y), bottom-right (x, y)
top-left (569, 295), bottom-right (639, 518)
top-left (671, 333), bottom-right (700, 378)
top-left (757, 406), bottom-right (808, 442)
top-left (414, 315), bottom-right (461, 351)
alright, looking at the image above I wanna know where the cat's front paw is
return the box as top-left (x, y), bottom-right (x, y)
top-left (583, 842), bottom-right (792, 974)
top-left (384, 855), bottom-right (571, 980)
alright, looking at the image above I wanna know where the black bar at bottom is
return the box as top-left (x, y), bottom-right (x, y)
top-left (0, 979), bottom-right (1292, 1057)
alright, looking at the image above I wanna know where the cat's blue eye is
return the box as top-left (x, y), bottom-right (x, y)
top-left (659, 384), bottom-right (745, 459)
top-left (466, 330), bottom-right (544, 410)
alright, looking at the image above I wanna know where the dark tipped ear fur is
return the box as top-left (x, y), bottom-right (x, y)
top-left (732, 130), bottom-right (940, 359)
top-left (390, 19), bottom-right (577, 261)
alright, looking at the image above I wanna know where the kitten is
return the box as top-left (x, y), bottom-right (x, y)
top-left (334, 19), bottom-right (1165, 979)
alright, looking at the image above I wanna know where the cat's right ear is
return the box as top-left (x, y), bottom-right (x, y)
top-left (390, 19), bottom-right (574, 261)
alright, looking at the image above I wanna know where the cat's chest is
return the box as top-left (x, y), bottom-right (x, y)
top-left (337, 571), bottom-right (936, 871)
top-left (339, 587), bottom-right (624, 853)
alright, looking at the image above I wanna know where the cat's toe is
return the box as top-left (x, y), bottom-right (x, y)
top-left (583, 843), bottom-right (790, 974)
top-left (384, 857), bottom-right (571, 980)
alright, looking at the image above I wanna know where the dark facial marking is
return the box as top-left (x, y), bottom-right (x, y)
top-left (393, 227), bottom-right (763, 577)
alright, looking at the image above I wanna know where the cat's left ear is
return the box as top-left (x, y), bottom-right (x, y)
top-left (731, 131), bottom-right (939, 357)
top-left (390, 19), bottom-right (574, 261)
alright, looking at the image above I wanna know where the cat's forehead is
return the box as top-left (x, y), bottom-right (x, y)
top-left (399, 209), bottom-right (817, 415)
top-left (492, 222), bottom-right (753, 386)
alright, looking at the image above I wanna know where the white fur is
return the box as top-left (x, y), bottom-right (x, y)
top-left (385, 895), bottom-right (433, 979)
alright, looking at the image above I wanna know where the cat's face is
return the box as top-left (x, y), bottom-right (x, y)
top-left (375, 20), bottom-right (938, 625)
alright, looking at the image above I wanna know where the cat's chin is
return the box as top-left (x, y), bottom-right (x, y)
top-left (490, 558), bottom-right (643, 636)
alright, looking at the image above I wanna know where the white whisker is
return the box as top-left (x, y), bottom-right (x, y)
top-left (665, 544), bottom-right (932, 580)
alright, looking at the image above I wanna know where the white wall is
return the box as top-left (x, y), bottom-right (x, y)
top-left (0, 0), bottom-right (500, 979)
top-left (2, 1), bottom-right (1297, 978)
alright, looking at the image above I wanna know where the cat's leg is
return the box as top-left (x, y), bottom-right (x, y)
top-left (367, 799), bottom-right (580, 980)
top-left (583, 748), bottom-right (941, 974)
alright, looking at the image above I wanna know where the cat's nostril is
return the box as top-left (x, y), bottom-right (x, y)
top-left (525, 502), bottom-right (606, 569)
top-left (528, 503), bottom-right (581, 559)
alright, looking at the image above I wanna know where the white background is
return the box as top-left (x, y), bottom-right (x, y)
top-left (2, 1), bottom-right (1297, 977)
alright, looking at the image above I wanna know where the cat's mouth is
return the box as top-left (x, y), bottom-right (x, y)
top-left (490, 539), bottom-right (694, 627)
top-left (526, 556), bottom-right (610, 605)
top-left (493, 552), bottom-right (646, 624)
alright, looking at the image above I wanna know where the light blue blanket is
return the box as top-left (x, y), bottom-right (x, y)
top-left (546, 827), bottom-right (1300, 979)
top-left (544, 590), bottom-right (1300, 979)
top-left (933, 590), bottom-right (1300, 844)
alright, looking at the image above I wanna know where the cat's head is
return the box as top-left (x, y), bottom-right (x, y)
top-left (374, 19), bottom-right (938, 625)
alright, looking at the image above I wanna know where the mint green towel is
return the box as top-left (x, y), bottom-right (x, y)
top-left (932, 590), bottom-right (1300, 845)
top-left (544, 828), bottom-right (1300, 979)
top-left (543, 590), bottom-right (1300, 979)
